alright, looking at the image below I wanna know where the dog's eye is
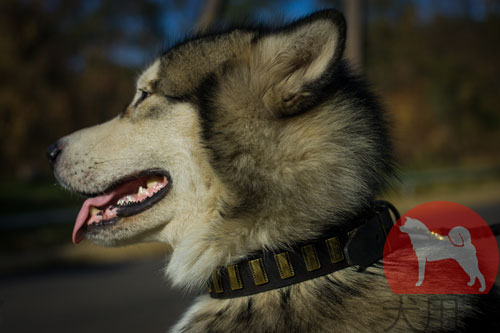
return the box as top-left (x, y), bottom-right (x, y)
top-left (165, 94), bottom-right (185, 102)
top-left (135, 90), bottom-right (151, 107)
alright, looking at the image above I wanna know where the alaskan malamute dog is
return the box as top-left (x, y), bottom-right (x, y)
top-left (48, 9), bottom-right (498, 332)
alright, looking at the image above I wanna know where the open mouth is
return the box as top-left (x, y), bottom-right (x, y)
top-left (72, 170), bottom-right (171, 244)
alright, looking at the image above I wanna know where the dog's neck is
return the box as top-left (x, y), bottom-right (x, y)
top-left (206, 201), bottom-right (398, 299)
top-left (171, 199), bottom-right (476, 333)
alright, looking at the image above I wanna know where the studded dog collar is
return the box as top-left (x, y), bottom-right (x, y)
top-left (207, 201), bottom-right (399, 298)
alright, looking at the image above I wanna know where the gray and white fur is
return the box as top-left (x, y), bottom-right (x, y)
top-left (49, 10), bottom-right (499, 332)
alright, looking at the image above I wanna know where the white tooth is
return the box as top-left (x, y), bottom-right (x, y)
top-left (118, 195), bottom-right (134, 205)
top-left (147, 180), bottom-right (159, 188)
top-left (138, 186), bottom-right (147, 195)
top-left (147, 176), bottom-right (163, 188)
top-left (90, 206), bottom-right (102, 216)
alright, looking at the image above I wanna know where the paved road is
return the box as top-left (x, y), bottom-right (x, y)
top-left (1, 203), bottom-right (499, 333)
top-left (0, 259), bottom-right (195, 332)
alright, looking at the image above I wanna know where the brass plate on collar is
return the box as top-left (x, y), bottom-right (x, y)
top-left (227, 264), bottom-right (243, 290)
top-left (274, 252), bottom-right (295, 279)
top-left (326, 236), bottom-right (344, 263)
top-left (248, 258), bottom-right (269, 285)
top-left (301, 245), bottom-right (321, 271)
top-left (212, 271), bottom-right (224, 293)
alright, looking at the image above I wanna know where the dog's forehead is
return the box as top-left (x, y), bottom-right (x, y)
top-left (137, 59), bottom-right (160, 90)
top-left (155, 30), bottom-right (255, 97)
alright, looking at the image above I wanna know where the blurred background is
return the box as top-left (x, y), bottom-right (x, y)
top-left (1, 0), bottom-right (499, 332)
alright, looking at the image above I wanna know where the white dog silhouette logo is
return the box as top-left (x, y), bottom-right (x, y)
top-left (399, 217), bottom-right (485, 292)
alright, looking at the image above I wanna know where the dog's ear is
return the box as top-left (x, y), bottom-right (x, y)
top-left (253, 10), bottom-right (346, 117)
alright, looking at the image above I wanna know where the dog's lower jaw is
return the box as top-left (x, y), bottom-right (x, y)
top-left (85, 224), bottom-right (162, 247)
top-left (83, 208), bottom-right (176, 246)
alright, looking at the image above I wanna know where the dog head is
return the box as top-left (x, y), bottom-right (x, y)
top-left (48, 10), bottom-right (393, 289)
top-left (400, 217), bottom-right (429, 234)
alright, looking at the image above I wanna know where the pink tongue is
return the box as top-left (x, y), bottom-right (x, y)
top-left (72, 179), bottom-right (146, 244)
top-left (73, 193), bottom-right (115, 244)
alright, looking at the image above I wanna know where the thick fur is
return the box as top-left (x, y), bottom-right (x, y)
top-left (51, 10), bottom-right (499, 332)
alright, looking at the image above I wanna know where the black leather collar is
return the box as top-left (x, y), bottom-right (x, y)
top-left (207, 201), bottom-right (399, 299)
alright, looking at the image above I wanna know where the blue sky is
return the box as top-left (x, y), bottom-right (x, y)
top-left (110, 0), bottom-right (491, 67)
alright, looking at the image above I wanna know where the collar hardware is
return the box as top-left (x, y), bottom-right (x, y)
top-left (207, 201), bottom-right (399, 299)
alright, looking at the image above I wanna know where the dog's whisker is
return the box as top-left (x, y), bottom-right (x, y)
top-left (92, 158), bottom-right (132, 165)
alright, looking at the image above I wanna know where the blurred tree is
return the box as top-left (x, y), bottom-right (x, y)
top-left (365, 0), bottom-right (500, 167)
top-left (0, 0), bottom-right (165, 181)
top-left (344, 0), bottom-right (365, 70)
top-left (196, 0), bottom-right (226, 32)
top-left (0, 0), bottom-right (499, 184)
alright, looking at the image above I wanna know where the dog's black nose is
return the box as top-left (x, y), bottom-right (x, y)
top-left (47, 141), bottom-right (62, 168)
